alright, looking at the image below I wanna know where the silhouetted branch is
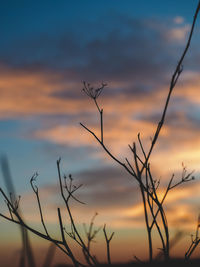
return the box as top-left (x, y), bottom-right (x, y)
top-left (83, 213), bottom-right (101, 253)
top-left (185, 214), bottom-right (200, 259)
top-left (1, 156), bottom-right (36, 267)
top-left (30, 173), bottom-right (49, 237)
top-left (0, 160), bottom-right (101, 267)
top-left (103, 224), bottom-right (114, 264)
top-left (57, 159), bottom-right (97, 266)
top-left (82, 82), bottom-right (106, 143)
top-left (141, 1), bottom-right (200, 173)
top-left (81, 3), bottom-right (200, 261)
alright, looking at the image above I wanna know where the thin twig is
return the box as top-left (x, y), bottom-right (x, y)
top-left (103, 224), bottom-right (114, 264)
top-left (141, 1), bottom-right (200, 174)
top-left (30, 173), bottom-right (49, 236)
top-left (57, 159), bottom-right (96, 266)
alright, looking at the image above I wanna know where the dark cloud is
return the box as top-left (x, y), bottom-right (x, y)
top-left (42, 166), bottom-right (140, 210)
top-left (74, 167), bottom-right (139, 209)
top-left (0, 15), bottom-right (184, 99)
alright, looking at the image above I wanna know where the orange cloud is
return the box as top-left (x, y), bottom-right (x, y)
top-left (175, 71), bottom-right (200, 105)
top-left (0, 65), bottom-right (94, 118)
top-left (15, 177), bottom-right (199, 231)
top-left (166, 24), bottom-right (190, 42)
top-left (173, 16), bottom-right (184, 25)
top-left (0, 63), bottom-right (194, 198)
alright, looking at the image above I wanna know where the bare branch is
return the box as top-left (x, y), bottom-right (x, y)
top-left (103, 224), bottom-right (114, 264)
top-left (30, 173), bottom-right (49, 236)
top-left (141, 1), bottom-right (200, 173)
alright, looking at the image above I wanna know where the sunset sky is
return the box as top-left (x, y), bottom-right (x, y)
top-left (1, 0), bottom-right (200, 266)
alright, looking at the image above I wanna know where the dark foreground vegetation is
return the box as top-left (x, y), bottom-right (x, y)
top-left (54, 259), bottom-right (200, 267)
top-left (1, 1), bottom-right (200, 267)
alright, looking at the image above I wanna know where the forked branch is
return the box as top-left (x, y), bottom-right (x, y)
top-left (103, 224), bottom-right (114, 264)
top-left (81, 1), bottom-right (200, 262)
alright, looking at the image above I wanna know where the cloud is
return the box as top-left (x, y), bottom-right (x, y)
top-left (166, 25), bottom-right (190, 42)
top-left (173, 16), bottom-right (184, 25)
top-left (0, 15), bottom-right (185, 87)
top-left (13, 163), bottom-right (199, 232)
top-left (0, 65), bottom-right (90, 118)
top-left (0, 15), bottom-right (196, 123)
top-left (14, 166), bottom-right (139, 228)
top-left (1, 63), bottom-right (198, 182)
top-left (1, 6), bottom-right (200, 264)
top-left (33, 118), bottom-right (168, 152)
top-left (1, 12), bottom-right (200, 231)
top-left (32, 73), bottom-right (200, 175)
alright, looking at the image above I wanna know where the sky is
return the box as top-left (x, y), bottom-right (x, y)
top-left (1, 0), bottom-right (200, 266)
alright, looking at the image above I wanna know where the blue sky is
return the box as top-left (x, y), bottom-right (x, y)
top-left (0, 0), bottom-right (198, 65)
top-left (0, 0), bottom-right (199, 214)
top-left (1, 1), bottom-right (200, 265)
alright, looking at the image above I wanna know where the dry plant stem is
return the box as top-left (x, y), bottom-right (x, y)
top-left (80, 122), bottom-right (150, 196)
top-left (140, 184), bottom-right (153, 261)
top-left (155, 231), bottom-right (183, 260)
top-left (130, 143), bottom-right (166, 260)
top-left (57, 208), bottom-right (79, 267)
top-left (0, 186), bottom-right (89, 267)
top-left (0, 189), bottom-right (70, 253)
top-left (83, 213), bottom-right (101, 254)
top-left (185, 239), bottom-right (200, 259)
top-left (132, 143), bottom-right (153, 261)
top-left (1, 180), bottom-right (90, 267)
top-left (94, 99), bottom-right (103, 143)
top-left (0, 209), bottom-right (66, 248)
top-left (100, 109), bottom-right (103, 143)
top-left (30, 174), bottom-right (49, 237)
top-left (57, 160), bottom-right (84, 244)
top-left (2, 158), bottom-right (94, 267)
top-left (0, 188), bottom-right (59, 241)
top-left (0, 159), bottom-right (104, 267)
top-left (141, 0), bottom-right (200, 174)
top-left (147, 166), bottom-right (193, 258)
top-left (81, 2), bottom-right (200, 258)
top-left (80, 123), bottom-right (128, 169)
top-left (147, 167), bottom-right (169, 259)
top-left (82, 214), bottom-right (100, 266)
top-left (185, 215), bottom-right (200, 259)
top-left (146, 166), bottom-right (168, 256)
top-left (103, 224), bottom-right (114, 265)
top-left (145, 168), bottom-right (166, 258)
top-left (81, 94), bottom-right (169, 260)
top-left (134, 255), bottom-right (144, 263)
top-left (132, 10), bottom-right (200, 252)
top-left (30, 174), bottom-right (80, 261)
top-left (57, 159), bottom-right (96, 266)
top-left (139, 153), bottom-right (167, 260)
top-left (1, 156), bottom-right (36, 267)
top-left (141, 158), bottom-right (193, 259)
top-left (149, 169), bottom-right (193, 230)
top-left (156, 202), bottom-right (169, 259)
top-left (146, 169), bottom-right (168, 254)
